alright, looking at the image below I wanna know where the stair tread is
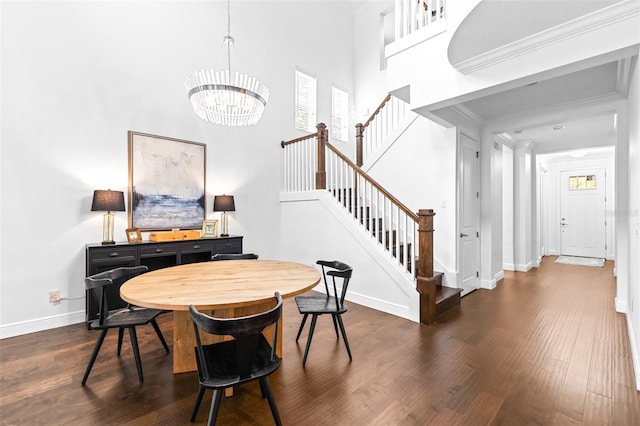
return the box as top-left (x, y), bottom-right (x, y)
top-left (435, 286), bottom-right (462, 304)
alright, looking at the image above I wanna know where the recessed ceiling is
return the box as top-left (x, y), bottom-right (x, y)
top-left (463, 61), bottom-right (618, 121)
top-left (508, 114), bottom-right (616, 146)
top-left (453, 59), bottom-right (629, 154)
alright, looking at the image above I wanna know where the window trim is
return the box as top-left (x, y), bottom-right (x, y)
top-left (294, 67), bottom-right (317, 133)
top-left (331, 85), bottom-right (349, 143)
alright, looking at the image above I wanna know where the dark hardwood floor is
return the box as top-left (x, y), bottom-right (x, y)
top-left (1, 256), bottom-right (638, 425)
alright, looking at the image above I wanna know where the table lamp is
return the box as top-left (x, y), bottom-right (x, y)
top-left (91, 189), bottom-right (125, 245)
top-left (213, 195), bottom-right (235, 237)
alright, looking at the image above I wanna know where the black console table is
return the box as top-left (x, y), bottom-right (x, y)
top-left (85, 235), bottom-right (243, 323)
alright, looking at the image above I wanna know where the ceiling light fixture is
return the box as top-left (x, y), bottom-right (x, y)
top-left (569, 150), bottom-right (588, 158)
top-left (185, 0), bottom-right (269, 126)
top-left (553, 125), bottom-right (565, 130)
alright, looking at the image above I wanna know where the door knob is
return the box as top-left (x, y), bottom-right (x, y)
top-left (460, 233), bottom-right (468, 238)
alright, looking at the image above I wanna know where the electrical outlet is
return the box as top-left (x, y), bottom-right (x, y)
top-left (49, 290), bottom-right (61, 303)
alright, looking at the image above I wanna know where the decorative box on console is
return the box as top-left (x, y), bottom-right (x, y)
top-left (149, 230), bottom-right (201, 241)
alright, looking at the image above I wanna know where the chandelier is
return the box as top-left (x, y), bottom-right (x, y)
top-left (185, 0), bottom-right (269, 126)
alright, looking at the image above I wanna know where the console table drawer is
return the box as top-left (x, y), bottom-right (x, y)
top-left (179, 240), bottom-right (212, 254)
top-left (213, 238), bottom-right (242, 254)
top-left (140, 243), bottom-right (177, 257)
top-left (90, 246), bottom-right (136, 261)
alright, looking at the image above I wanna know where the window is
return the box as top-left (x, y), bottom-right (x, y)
top-left (331, 86), bottom-right (349, 142)
top-left (295, 68), bottom-right (317, 132)
top-left (569, 175), bottom-right (596, 190)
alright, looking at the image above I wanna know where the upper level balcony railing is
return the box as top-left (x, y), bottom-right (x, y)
top-left (395, 0), bottom-right (446, 41)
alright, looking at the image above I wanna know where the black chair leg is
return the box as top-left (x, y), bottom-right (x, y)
top-left (207, 389), bottom-right (223, 426)
top-left (151, 319), bottom-right (170, 353)
top-left (336, 315), bottom-right (352, 360)
top-left (259, 377), bottom-right (267, 399)
top-left (128, 327), bottom-right (144, 382)
top-left (190, 385), bottom-right (206, 422)
top-left (295, 314), bottom-right (308, 342)
top-left (331, 314), bottom-right (339, 338)
top-left (260, 377), bottom-right (282, 426)
top-left (302, 315), bottom-right (318, 366)
top-left (82, 328), bottom-right (108, 385)
top-left (117, 328), bottom-right (125, 356)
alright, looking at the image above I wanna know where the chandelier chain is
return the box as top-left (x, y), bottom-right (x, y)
top-left (227, 0), bottom-right (232, 74)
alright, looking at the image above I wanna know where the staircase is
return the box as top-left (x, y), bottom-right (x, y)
top-left (281, 96), bottom-right (462, 324)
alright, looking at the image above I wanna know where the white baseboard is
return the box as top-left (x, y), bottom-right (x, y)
top-left (495, 270), bottom-right (505, 282)
top-left (346, 291), bottom-right (414, 323)
top-left (503, 263), bottom-right (515, 271)
top-left (616, 297), bottom-right (628, 313)
top-left (480, 278), bottom-right (497, 290)
top-left (515, 262), bottom-right (533, 272)
top-left (624, 311), bottom-right (640, 391)
top-left (0, 310), bottom-right (85, 339)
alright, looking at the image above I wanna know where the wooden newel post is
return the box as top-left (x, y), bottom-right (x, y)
top-left (416, 209), bottom-right (436, 325)
top-left (355, 123), bottom-right (364, 167)
top-left (316, 123), bottom-right (327, 190)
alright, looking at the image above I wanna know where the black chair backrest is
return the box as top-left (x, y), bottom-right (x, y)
top-left (85, 266), bottom-right (149, 326)
top-left (316, 260), bottom-right (353, 308)
top-left (189, 292), bottom-right (282, 379)
top-left (211, 253), bottom-right (259, 261)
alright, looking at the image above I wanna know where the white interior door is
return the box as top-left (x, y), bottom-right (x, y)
top-left (560, 168), bottom-right (606, 258)
top-left (459, 132), bottom-right (479, 295)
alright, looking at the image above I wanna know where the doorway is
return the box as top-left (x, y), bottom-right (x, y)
top-left (458, 131), bottom-right (479, 295)
top-left (559, 168), bottom-right (606, 258)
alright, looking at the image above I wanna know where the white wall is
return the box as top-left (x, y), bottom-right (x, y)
top-left (364, 116), bottom-right (458, 284)
top-left (0, 1), bottom-right (355, 336)
top-left (353, 1), bottom-right (394, 134)
top-left (625, 56), bottom-right (640, 389)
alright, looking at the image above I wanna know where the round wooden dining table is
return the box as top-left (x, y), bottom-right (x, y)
top-left (121, 259), bottom-right (320, 374)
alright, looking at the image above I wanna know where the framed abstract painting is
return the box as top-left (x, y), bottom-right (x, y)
top-left (128, 131), bottom-right (206, 231)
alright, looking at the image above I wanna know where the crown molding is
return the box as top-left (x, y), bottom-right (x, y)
top-left (452, 0), bottom-right (640, 74)
top-left (450, 103), bottom-right (484, 127)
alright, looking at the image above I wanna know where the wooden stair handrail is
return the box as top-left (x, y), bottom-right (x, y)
top-left (325, 141), bottom-right (418, 222)
top-left (355, 94), bottom-right (393, 167)
top-left (361, 94), bottom-right (391, 130)
top-left (281, 132), bottom-right (316, 148)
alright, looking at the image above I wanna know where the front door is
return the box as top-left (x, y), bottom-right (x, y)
top-left (560, 168), bottom-right (606, 258)
top-left (459, 132), bottom-right (479, 296)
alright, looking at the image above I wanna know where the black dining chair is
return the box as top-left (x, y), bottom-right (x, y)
top-left (189, 292), bottom-right (282, 426)
top-left (211, 253), bottom-right (259, 261)
top-left (82, 266), bottom-right (169, 385)
top-left (295, 260), bottom-right (353, 366)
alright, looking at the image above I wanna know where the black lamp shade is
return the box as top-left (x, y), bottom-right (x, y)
top-left (213, 195), bottom-right (235, 212)
top-left (91, 190), bottom-right (125, 212)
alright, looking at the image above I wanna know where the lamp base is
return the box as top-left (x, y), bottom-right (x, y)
top-left (101, 240), bottom-right (116, 245)
top-left (219, 233), bottom-right (229, 237)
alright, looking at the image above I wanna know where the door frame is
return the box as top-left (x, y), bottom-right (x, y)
top-left (456, 128), bottom-right (480, 295)
top-left (559, 167), bottom-right (607, 258)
